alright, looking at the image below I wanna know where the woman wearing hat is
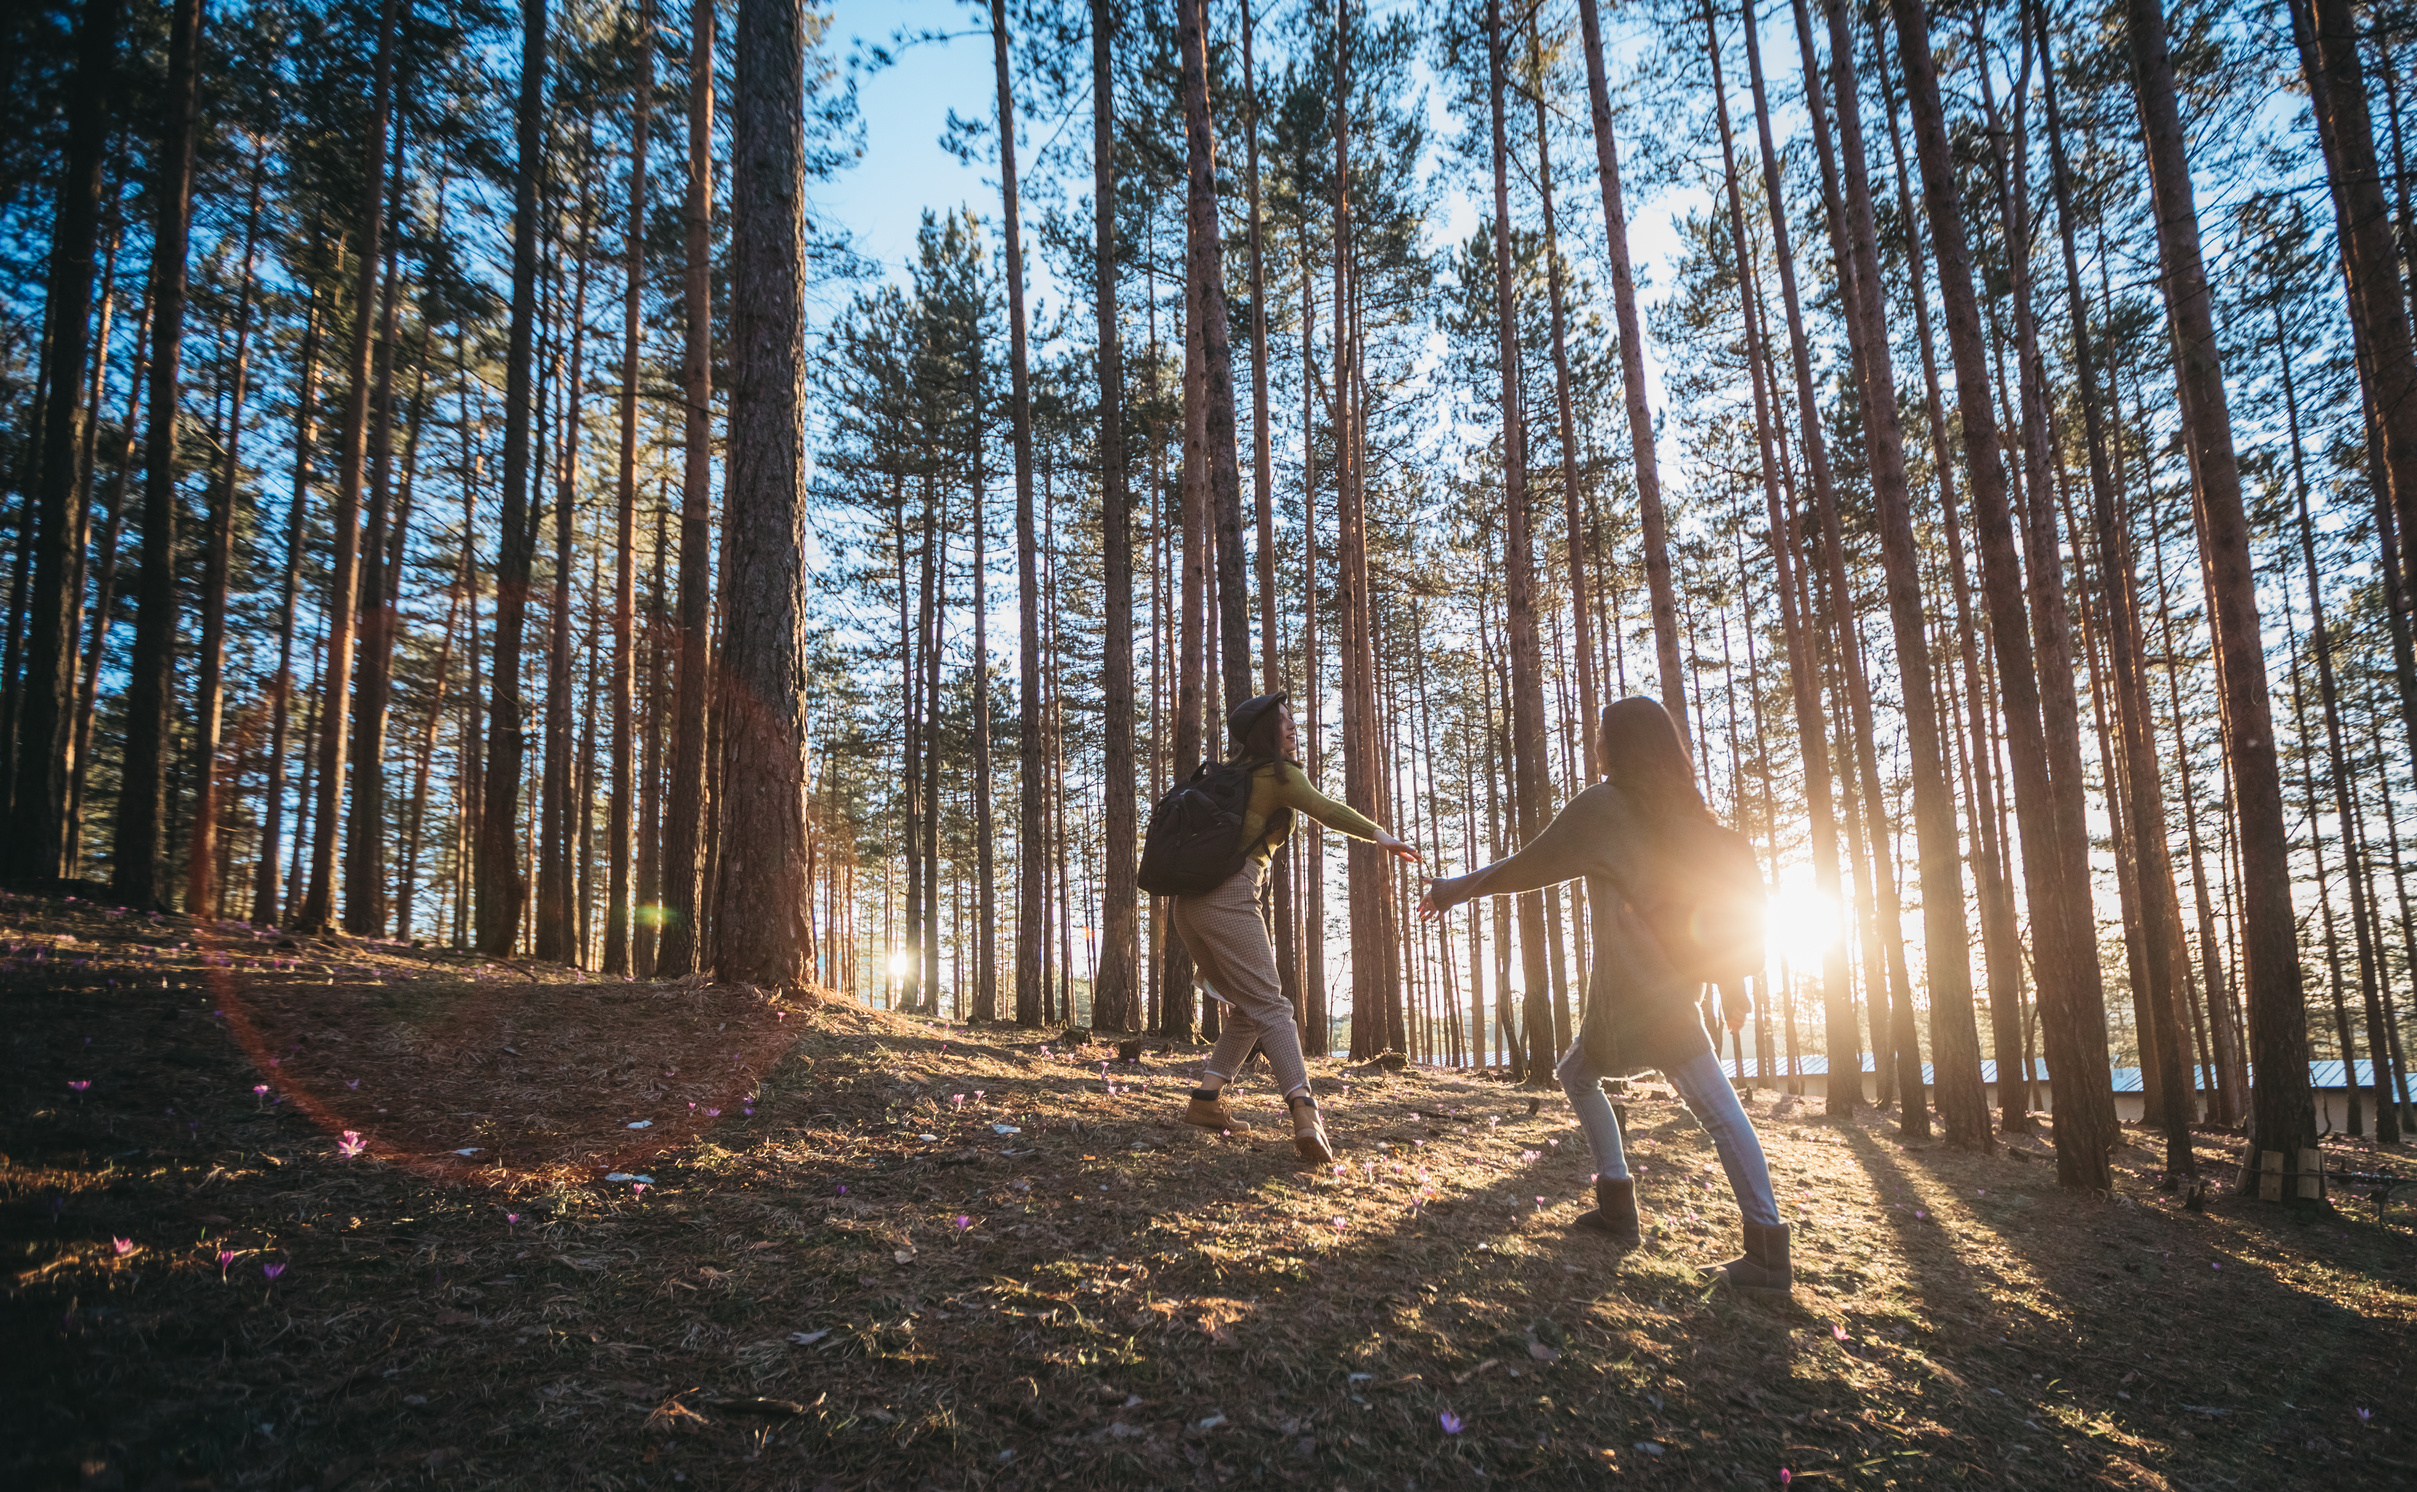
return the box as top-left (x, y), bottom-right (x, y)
top-left (1177, 692), bottom-right (1420, 1162)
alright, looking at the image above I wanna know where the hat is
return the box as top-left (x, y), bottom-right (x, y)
top-left (1226, 692), bottom-right (1290, 746)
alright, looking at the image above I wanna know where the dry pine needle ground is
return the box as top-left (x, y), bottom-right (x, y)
top-left (3, 890), bottom-right (2412, 1490)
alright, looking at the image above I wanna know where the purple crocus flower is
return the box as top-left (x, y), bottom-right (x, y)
top-left (111, 1237), bottom-right (133, 1256)
top-left (1439, 1411), bottom-right (1464, 1434)
top-left (262, 1262), bottom-right (285, 1281)
top-left (68, 1080), bottom-right (90, 1093)
top-left (216, 1250), bottom-right (235, 1276)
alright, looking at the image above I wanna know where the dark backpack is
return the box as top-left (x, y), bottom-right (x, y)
top-left (1137, 758), bottom-right (1280, 897)
top-left (1634, 815), bottom-right (1768, 1006)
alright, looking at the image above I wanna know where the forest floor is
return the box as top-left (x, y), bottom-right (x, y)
top-left (4, 889), bottom-right (2415, 1491)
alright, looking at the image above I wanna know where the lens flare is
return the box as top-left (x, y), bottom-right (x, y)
top-left (1767, 883), bottom-right (1842, 966)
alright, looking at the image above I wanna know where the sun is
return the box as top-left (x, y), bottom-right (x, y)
top-left (1766, 882), bottom-right (1842, 968)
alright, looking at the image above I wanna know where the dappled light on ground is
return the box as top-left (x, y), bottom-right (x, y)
top-left (4, 895), bottom-right (2412, 1488)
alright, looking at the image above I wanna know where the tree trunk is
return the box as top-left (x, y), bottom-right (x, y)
top-left (1240, 0), bottom-right (1300, 1031)
top-left (477, 0), bottom-right (549, 956)
top-left (1178, 0), bottom-right (1252, 714)
top-left (540, 157), bottom-right (599, 965)
top-left (297, 0), bottom-right (404, 931)
top-left (68, 288), bottom-right (152, 873)
top-left (343, 133), bottom-right (413, 938)
top-left (2292, 0), bottom-right (2417, 702)
top-left (1573, 0), bottom-right (1685, 731)
top-left (606, 0), bottom-right (654, 976)
top-left (2281, 327), bottom-right (2397, 1142)
top-left (991, 0), bottom-right (1041, 1026)
top-left (2125, 0), bottom-right (2318, 1192)
top-left (638, 494), bottom-right (667, 973)
top-left (657, 0), bottom-right (713, 977)
top-left (1967, 10), bottom-right (2120, 1157)
top-left (254, 295), bottom-right (320, 926)
top-left (712, 0), bottom-right (815, 987)
top-left (113, 0), bottom-right (205, 910)
top-left (5, 0), bottom-right (122, 883)
top-left (1532, 21), bottom-right (1599, 785)
top-left (1887, 0), bottom-right (2118, 1188)
top-left (186, 141), bottom-right (267, 920)
top-left (1486, 0), bottom-right (1554, 1086)
top-left (2031, 0), bottom-right (2193, 1166)
top-left (1731, 3), bottom-right (1854, 1120)
top-left (1089, 0), bottom-right (1139, 1034)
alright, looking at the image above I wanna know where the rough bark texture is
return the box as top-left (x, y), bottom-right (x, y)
top-left (994, 0), bottom-right (1043, 1026)
top-left (657, 0), bottom-right (713, 978)
top-left (253, 299), bottom-right (320, 925)
top-left (2034, 0), bottom-right (2193, 1170)
top-left (1888, 0), bottom-right (2118, 1188)
top-left (2126, 0), bottom-right (2317, 1194)
top-left (1090, 0), bottom-right (1140, 1034)
top-left (712, 0), bottom-right (815, 988)
top-left (8, 0), bottom-right (123, 882)
top-left (1180, 0), bottom-right (1252, 712)
top-left (477, 0), bottom-right (547, 955)
top-left (113, 0), bottom-right (203, 909)
top-left (606, 0), bottom-right (654, 976)
top-left (1487, 0), bottom-right (1554, 1086)
top-left (187, 146), bottom-right (267, 920)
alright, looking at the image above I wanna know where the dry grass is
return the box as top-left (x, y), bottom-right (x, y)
top-left (4, 888), bottom-right (2414, 1490)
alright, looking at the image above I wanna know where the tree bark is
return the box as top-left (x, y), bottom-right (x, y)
top-left (254, 294), bottom-right (320, 925)
top-left (539, 154), bottom-right (599, 965)
top-left (1731, 0), bottom-right (1854, 1119)
top-left (343, 129), bottom-right (413, 938)
top-left (658, 0), bottom-right (714, 977)
top-left (5, 0), bottom-right (122, 883)
top-left (1486, 0), bottom-right (1554, 1086)
top-left (1532, 20), bottom-right (1598, 786)
top-left (713, 0), bottom-right (815, 987)
top-left (296, 0), bottom-right (404, 930)
top-left (606, 0), bottom-right (654, 975)
top-left (2292, 0), bottom-right (2417, 699)
top-left (1178, 0), bottom-right (1251, 721)
top-left (1090, 0), bottom-right (1140, 1033)
top-left (2125, 0), bottom-right (2317, 1192)
top-left (993, 0), bottom-right (1042, 1026)
top-left (113, 0), bottom-right (205, 910)
top-left (1572, 0), bottom-right (1684, 732)
top-left (1888, 0), bottom-right (2118, 1187)
top-left (187, 140), bottom-right (267, 920)
top-left (2031, 0), bottom-right (2192, 1166)
top-left (477, 0), bottom-right (550, 955)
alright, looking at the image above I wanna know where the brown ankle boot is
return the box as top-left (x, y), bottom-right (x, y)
top-left (1287, 1094), bottom-right (1333, 1164)
top-left (1709, 1222), bottom-right (1792, 1294)
top-left (1182, 1088), bottom-right (1250, 1131)
top-left (1573, 1176), bottom-right (1640, 1246)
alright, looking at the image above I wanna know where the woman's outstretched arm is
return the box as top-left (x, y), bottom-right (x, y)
top-left (1418, 785), bottom-right (1623, 917)
top-left (1275, 763), bottom-right (1420, 864)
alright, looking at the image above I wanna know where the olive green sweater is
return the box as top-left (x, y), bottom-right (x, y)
top-left (1239, 761), bottom-right (1385, 864)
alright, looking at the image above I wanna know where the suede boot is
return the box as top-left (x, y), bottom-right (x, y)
top-left (1710, 1222), bottom-right (1792, 1294)
top-left (1182, 1089), bottom-right (1251, 1131)
top-left (1287, 1094), bottom-right (1333, 1164)
top-left (1573, 1176), bottom-right (1640, 1246)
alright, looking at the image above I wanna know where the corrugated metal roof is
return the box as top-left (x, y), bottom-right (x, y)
top-left (1713, 1058), bottom-right (2394, 1091)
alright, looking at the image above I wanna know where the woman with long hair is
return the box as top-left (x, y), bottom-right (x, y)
top-left (1418, 697), bottom-right (1788, 1293)
top-left (1176, 692), bottom-right (1420, 1162)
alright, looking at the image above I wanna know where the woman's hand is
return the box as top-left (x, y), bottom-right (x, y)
top-left (1417, 878), bottom-right (1451, 922)
top-left (1375, 829), bottom-right (1422, 867)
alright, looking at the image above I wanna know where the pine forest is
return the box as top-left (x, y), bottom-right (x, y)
top-left (6, 0), bottom-right (2417, 1481)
